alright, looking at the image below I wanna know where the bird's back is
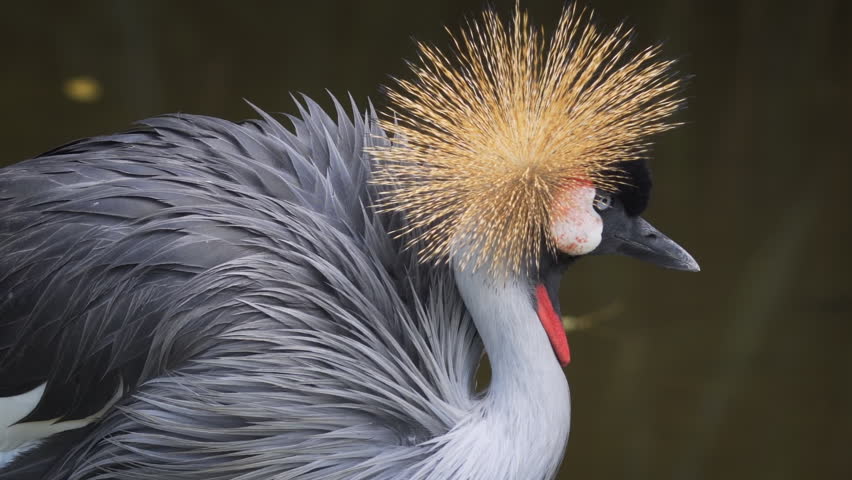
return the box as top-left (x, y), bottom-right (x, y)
top-left (0, 97), bottom-right (482, 479)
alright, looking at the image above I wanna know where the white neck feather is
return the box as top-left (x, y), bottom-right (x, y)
top-left (424, 266), bottom-right (571, 480)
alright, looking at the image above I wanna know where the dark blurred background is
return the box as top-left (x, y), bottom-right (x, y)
top-left (1, 1), bottom-right (849, 478)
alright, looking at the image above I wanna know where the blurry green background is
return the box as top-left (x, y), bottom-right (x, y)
top-left (1, 1), bottom-right (850, 478)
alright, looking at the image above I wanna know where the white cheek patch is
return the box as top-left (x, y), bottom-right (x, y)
top-left (550, 184), bottom-right (603, 255)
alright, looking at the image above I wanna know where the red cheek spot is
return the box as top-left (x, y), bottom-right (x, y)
top-left (569, 178), bottom-right (594, 188)
top-left (550, 183), bottom-right (602, 255)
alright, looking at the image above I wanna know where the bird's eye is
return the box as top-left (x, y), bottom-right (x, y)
top-left (593, 192), bottom-right (613, 211)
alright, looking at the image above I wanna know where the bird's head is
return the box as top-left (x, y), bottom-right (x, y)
top-left (372, 5), bottom-right (698, 366)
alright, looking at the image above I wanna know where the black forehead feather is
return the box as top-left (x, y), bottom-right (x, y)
top-left (614, 159), bottom-right (652, 216)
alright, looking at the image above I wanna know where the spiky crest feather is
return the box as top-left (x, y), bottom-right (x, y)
top-left (371, 4), bottom-right (683, 275)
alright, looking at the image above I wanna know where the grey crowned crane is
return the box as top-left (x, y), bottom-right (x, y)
top-left (0, 6), bottom-right (698, 480)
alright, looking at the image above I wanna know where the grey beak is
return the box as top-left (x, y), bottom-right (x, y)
top-left (615, 217), bottom-right (700, 272)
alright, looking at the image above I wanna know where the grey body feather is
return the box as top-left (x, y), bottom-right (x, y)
top-left (0, 97), bottom-right (490, 479)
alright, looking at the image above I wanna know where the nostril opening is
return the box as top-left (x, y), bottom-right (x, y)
top-left (646, 233), bottom-right (658, 240)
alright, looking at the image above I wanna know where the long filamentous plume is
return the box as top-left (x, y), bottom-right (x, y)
top-left (371, 4), bottom-right (683, 276)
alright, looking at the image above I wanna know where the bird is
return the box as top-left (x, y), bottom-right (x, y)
top-left (0, 5), bottom-right (698, 480)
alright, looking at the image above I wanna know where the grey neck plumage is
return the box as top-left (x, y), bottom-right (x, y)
top-left (419, 265), bottom-right (571, 480)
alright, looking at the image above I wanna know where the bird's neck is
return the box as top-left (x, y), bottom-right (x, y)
top-left (445, 266), bottom-right (571, 480)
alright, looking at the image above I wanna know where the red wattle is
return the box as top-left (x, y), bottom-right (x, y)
top-left (535, 284), bottom-right (571, 366)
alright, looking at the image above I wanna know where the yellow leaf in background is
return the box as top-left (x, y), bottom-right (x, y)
top-left (63, 76), bottom-right (102, 103)
top-left (562, 302), bottom-right (623, 332)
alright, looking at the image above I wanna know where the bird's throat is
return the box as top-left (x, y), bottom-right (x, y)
top-left (535, 284), bottom-right (571, 366)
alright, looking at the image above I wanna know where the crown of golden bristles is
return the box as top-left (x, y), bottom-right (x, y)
top-left (370, 5), bottom-right (683, 276)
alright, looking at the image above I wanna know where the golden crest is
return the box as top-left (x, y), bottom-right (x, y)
top-left (371, 5), bottom-right (683, 276)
